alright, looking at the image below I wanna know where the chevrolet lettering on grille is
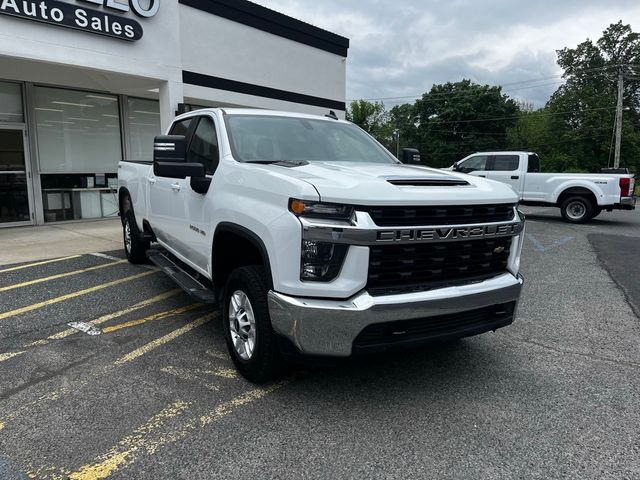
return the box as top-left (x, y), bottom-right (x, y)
top-left (376, 222), bottom-right (524, 243)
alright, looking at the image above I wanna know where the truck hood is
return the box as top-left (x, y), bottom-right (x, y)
top-left (261, 162), bottom-right (519, 206)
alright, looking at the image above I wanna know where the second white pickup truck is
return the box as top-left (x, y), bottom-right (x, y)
top-left (118, 109), bottom-right (526, 382)
top-left (450, 152), bottom-right (636, 223)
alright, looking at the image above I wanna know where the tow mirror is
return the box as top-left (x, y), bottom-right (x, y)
top-left (401, 148), bottom-right (421, 165)
top-left (452, 162), bottom-right (460, 171)
top-left (153, 135), bottom-right (205, 179)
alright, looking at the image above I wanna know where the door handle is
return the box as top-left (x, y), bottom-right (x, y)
top-left (511, 176), bottom-right (519, 180)
top-left (171, 183), bottom-right (181, 191)
top-left (148, 178), bottom-right (156, 185)
top-left (478, 174), bottom-right (486, 177)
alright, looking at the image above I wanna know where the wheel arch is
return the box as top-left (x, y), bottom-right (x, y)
top-left (212, 223), bottom-right (274, 290)
top-left (555, 186), bottom-right (598, 207)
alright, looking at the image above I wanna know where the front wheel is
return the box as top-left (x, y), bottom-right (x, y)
top-left (222, 266), bottom-right (282, 383)
top-left (122, 209), bottom-right (149, 264)
top-left (560, 196), bottom-right (594, 223)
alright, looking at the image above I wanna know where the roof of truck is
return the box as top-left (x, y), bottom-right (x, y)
top-left (176, 108), bottom-right (349, 124)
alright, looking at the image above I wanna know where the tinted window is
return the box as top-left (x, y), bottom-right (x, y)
top-left (459, 155), bottom-right (488, 172)
top-left (187, 117), bottom-right (219, 175)
top-left (169, 118), bottom-right (193, 137)
top-left (528, 154), bottom-right (540, 172)
top-left (491, 155), bottom-right (519, 171)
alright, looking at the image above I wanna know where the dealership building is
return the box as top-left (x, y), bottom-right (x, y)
top-left (0, 0), bottom-right (349, 226)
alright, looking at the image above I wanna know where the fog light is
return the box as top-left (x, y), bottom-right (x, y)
top-left (300, 240), bottom-right (348, 281)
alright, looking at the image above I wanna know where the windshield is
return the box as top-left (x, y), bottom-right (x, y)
top-left (225, 115), bottom-right (397, 164)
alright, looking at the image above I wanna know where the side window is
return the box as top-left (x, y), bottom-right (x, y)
top-left (528, 154), bottom-right (540, 173)
top-left (169, 118), bottom-right (192, 137)
top-left (491, 155), bottom-right (519, 171)
top-left (459, 155), bottom-right (488, 173)
top-left (187, 116), bottom-right (219, 176)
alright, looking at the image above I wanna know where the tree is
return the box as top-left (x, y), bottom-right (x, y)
top-left (346, 100), bottom-right (394, 149)
top-left (413, 80), bottom-right (519, 167)
top-left (546, 21), bottom-right (640, 172)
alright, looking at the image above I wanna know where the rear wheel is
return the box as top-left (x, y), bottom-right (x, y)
top-left (122, 208), bottom-right (149, 264)
top-left (560, 196), bottom-right (594, 223)
top-left (222, 266), bottom-right (282, 383)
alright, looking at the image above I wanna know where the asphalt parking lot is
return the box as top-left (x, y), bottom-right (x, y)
top-left (1, 208), bottom-right (639, 479)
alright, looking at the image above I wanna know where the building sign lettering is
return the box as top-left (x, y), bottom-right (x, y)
top-left (0, 0), bottom-right (155, 41)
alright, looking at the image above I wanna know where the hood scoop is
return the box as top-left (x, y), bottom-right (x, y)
top-left (387, 178), bottom-right (470, 187)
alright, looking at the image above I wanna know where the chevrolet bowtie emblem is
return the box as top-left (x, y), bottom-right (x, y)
top-left (493, 246), bottom-right (506, 254)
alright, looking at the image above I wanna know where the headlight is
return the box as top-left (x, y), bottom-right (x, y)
top-left (289, 198), bottom-right (354, 221)
top-left (300, 240), bottom-right (348, 282)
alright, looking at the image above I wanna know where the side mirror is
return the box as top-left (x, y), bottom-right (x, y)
top-left (401, 148), bottom-right (421, 165)
top-left (452, 162), bottom-right (460, 171)
top-left (153, 135), bottom-right (205, 179)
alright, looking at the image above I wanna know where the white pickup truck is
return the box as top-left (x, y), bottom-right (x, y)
top-left (118, 108), bottom-right (525, 382)
top-left (450, 152), bottom-right (636, 223)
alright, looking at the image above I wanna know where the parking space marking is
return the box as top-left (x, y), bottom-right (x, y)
top-left (0, 260), bottom-right (127, 293)
top-left (526, 233), bottom-right (574, 252)
top-left (89, 253), bottom-right (122, 262)
top-left (63, 381), bottom-right (288, 480)
top-left (114, 314), bottom-right (214, 365)
top-left (0, 255), bottom-right (81, 274)
top-left (0, 351), bottom-right (25, 363)
top-left (0, 271), bottom-right (156, 322)
top-left (160, 366), bottom-right (221, 391)
top-left (102, 303), bottom-right (203, 334)
top-left (33, 289), bottom-right (182, 345)
top-left (66, 400), bottom-right (191, 480)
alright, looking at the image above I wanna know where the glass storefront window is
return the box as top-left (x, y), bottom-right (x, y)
top-left (34, 86), bottom-right (122, 174)
top-left (127, 97), bottom-right (161, 161)
top-left (0, 82), bottom-right (24, 123)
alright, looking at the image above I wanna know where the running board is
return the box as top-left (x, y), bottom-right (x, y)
top-left (148, 251), bottom-right (217, 304)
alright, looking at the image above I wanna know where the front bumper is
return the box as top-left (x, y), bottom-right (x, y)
top-left (268, 272), bottom-right (523, 356)
top-left (613, 196), bottom-right (636, 210)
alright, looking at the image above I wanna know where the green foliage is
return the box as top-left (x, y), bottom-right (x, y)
top-left (346, 21), bottom-right (640, 174)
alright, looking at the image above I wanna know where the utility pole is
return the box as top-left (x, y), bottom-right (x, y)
top-left (613, 70), bottom-right (624, 168)
top-left (395, 129), bottom-right (400, 158)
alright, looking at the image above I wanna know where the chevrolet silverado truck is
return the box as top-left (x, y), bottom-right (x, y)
top-left (118, 109), bottom-right (525, 382)
top-left (449, 151), bottom-right (636, 223)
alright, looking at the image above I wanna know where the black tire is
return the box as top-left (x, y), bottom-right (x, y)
top-left (222, 266), bottom-right (282, 383)
top-left (122, 209), bottom-right (149, 264)
top-left (560, 196), bottom-right (594, 223)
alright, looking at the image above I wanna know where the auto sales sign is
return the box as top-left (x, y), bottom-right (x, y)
top-left (0, 0), bottom-right (159, 41)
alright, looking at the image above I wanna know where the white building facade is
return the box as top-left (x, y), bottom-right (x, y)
top-left (0, 0), bottom-right (349, 226)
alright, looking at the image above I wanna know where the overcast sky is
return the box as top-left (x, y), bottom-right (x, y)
top-left (254, 0), bottom-right (640, 109)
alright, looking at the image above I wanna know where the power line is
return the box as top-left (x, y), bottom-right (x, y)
top-left (348, 64), bottom-right (627, 103)
top-left (418, 106), bottom-right (616, 125)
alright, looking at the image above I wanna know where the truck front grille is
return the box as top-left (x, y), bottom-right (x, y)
top-left (363, 204), bottom-right (515, 227)
top-left (367, 237), bottom-right (512, 295)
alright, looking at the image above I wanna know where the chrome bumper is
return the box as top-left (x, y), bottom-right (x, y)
top-left (616, 196), bottom-right (636, 209)
top-left (268, 273), bottom-right (523, 356)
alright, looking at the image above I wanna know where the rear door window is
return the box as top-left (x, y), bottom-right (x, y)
top-left (490, 155), bottom-right (520, 171)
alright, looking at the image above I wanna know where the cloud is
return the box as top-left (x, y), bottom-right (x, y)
top-left (253, 0), bottom-right (640, 108)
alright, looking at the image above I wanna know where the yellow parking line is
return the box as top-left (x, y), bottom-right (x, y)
top-left (65, 382), bottom-right (288, 480)
top-left (0, 270), bottom-right (156, 322)
top-left (67, 400), bottom-right (192, 480)
top-left (0, 255), bottom-right (81, 274)
top-left (0, 260), bottom-right (127, 293)
top-left (114, 313), bottom-right (213, 365)
top-left (0, 351), bottom-right (25, 363)
top-left (35, 289), bottom-right (183, 344)
top-left (102, 303), bottom-right (203, 334)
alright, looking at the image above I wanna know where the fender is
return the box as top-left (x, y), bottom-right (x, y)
top-left (213, 222), bottom-right (274, 288)
top-left (551, 179), bottom-right (603, 205)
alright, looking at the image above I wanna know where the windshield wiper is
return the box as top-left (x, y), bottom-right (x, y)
top-left (245, 160), bottom-right (309, 167)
